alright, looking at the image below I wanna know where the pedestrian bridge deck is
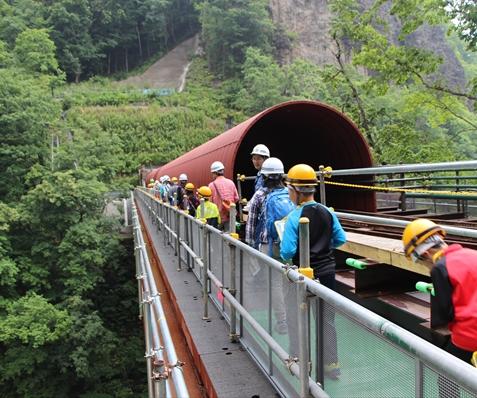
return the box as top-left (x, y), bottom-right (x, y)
top-left (134, 189), bottom-right (477, 398)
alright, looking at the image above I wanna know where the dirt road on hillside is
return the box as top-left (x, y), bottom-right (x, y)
top-left (121, 35), bottom-right (199, 91)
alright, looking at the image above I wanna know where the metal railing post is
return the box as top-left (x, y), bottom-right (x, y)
top-left (318, 165), bottom-right (326, 206)
top-left (143, 292), bottom-right (155, 397)
top-left (202, 222), bottom-right (210, 320)
top-left (297, 276), bottom-right (310, 398)
top-left (184, 216), bottom-right (191, 271)
top-left (175, 209), bottom-right (181, 270)
top-left (315, 298), bottom-right (324, 387)
top-left (415, 358), bottom-right (424, 398)
top-left (123, 198), bottom-right (129, 226)
top-left (228, 206), bottom-right (239, 341)
top-left (236, 174), bottom-right (244, 220)
top-left (298, 218), bottom-right (314, 279)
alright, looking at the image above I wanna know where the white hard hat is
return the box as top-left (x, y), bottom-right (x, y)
top-left (210, 161), bottom-right (225, 173)
top-left (261, 157), bottom-right (284, 176)
top-left (250, 144), bottom-right (270, 158)
top-left (179, 173), bottom-right (188, 181)
top-left (163, 175), bottom-right (170, 182)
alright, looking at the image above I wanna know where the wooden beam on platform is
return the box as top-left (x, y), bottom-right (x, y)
top-left (339, 232), bottom-right (430, 276)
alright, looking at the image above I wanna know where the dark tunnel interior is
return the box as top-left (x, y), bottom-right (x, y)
top-left (234, 102), bottom-right (376, 212)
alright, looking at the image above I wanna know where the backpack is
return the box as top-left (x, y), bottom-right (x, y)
top-left (265, 187), bottom-right (294, 241)
top-left (254, 187), bottom-right (294, 252)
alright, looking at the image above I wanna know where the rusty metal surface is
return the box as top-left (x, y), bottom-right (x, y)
top-left (151, 100), bottom-right (376, 211)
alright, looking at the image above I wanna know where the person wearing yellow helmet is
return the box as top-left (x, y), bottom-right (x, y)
top-left (402, 219), bottom-right (477, 372)
top-left (196, 186), bottom-right (220, 228)
top-left (280, 163), bottom-right (346, 379)
top-left (183, 183), bottom-right (200, 217)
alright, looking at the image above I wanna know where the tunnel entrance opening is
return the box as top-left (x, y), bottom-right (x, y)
top-left (235, 102), bottom-right (376, 212)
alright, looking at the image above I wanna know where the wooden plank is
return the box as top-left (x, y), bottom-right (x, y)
top-left (339, 232), bottom-right (430, 276)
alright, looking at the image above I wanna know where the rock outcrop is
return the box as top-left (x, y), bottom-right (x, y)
top-left (269, 0), bottom-right (466, 88)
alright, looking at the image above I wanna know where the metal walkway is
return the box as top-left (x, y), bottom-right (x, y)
top-left (133, 189), bottom-right (477, 398)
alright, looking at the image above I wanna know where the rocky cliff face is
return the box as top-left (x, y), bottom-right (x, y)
top-left (269, 0), bottom-right (466, 88)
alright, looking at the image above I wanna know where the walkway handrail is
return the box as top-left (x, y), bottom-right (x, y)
top-left (135, 188), bottom-right (477, 397)
top-left (335, 211), bottom-right (477, 239)
top-left (321, 160), bottom-right (477, 177)
top-left (131, 192), bottom-right (189, 398)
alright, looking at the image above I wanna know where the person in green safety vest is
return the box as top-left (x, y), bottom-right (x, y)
top-left (195, 186), bottom-right (220, 228)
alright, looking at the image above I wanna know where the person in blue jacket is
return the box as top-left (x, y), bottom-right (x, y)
top-left (280, 163), bottom-right (346, 380)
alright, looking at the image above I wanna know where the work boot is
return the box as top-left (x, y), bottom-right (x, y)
top-left (324, 362), bottom-right (341, 380)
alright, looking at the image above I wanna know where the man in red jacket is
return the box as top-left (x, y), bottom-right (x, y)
top-left (402, 219), bottom-right (476, 394)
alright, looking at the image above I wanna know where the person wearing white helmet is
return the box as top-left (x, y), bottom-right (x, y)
top-left (159, 175), bottom-right (171, 202)
top-left (245, 157), bottom-right (292, 335)
top-left (209, 160), bottom-right (239, 231)
top-left (250, 144), bottom-right (270, 192)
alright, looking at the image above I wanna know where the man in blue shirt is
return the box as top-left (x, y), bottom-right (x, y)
top-left (280, 163), bottom-right (346, 379)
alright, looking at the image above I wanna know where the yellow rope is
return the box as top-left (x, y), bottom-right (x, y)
top-left (324, 180), bottom-right (477, 197)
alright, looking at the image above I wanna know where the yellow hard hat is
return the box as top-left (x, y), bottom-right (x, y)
top-left (185, 183), bottom-right (195, 191)
top-left (171, 176), bottom-right (178, 183)
top-left (197, 186), bottom-right (212, 198)
top-left (402, 219), bottom-right (446, 258)
top-left (286, 164), bottom-right (318, 186)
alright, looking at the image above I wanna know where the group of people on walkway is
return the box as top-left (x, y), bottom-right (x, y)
top-left (147, 143), bottom-right (477, 381)
top-left (148, 160), bottom-right (239, 230)
top-left (147, 144), bottom-right (348, 379)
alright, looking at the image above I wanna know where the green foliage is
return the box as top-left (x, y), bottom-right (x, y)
top-left (234, 48), bottom-right (286, 113)
top-left (197, 0), bottom-right (273, 77)
top-left (66, 103), bottom-right (223, 173)
top-left (447, 0), bottom-right (477, 51)
top-left (0, 68), bottom-right (61, 201)
top-left (0, 292), bottom-right (72, 348)
top-left (13, 28), bottom-right (59, 75)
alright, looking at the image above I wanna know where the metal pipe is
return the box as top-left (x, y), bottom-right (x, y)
top-left (293, 273), bottom-right (477, 393)
top-left (202, 224), bottom-right (209, 320)
top-left (297, 276), bottom-right (310, 398)
top-left (184, 217), bottom-right (191, 271)
top-left (327, 160), bottom-right (477, 176)
top-left (179, 239), bottom-right (204, 269)
top-left (229, 242), bottom-right (238, 342)
top-left (132, 200), bottom-right (189, 398)
top-left (220, 285), bottom-right (329, 398)
top-left (336, 211), bottom-right (477, 239)
top-left (176, 210), bottom-right (181, 270)
top-left (143, 301), bottom-right (155, 398)
top-left (318, 165), bottom-right (326, 206)
top-left (123, 198), bottom-right (129, 226)
top-left (229, 204), bottom-right (237, 235)
top-left (236, 174), bottom-right (244, 219)
top-left (152, 295), bottom-right (190, 398)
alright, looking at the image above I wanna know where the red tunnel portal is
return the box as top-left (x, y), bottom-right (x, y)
top-left (149, 100), bottom-right (376, 212)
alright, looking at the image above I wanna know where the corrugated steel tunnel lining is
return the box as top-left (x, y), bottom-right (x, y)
top-left (151, 100), bottom-right (376, 212)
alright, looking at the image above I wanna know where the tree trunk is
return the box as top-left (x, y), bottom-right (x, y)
top-left (114, 51), bottom-right (118, 73)
top-left (107, 53), bottom-right (111, 75)
top-left (125, 48), bottom-right (129, 72)
top-left (75, 72), bottom-right (80, 83)
top-left (136, 23), bottom-right (143, 58)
